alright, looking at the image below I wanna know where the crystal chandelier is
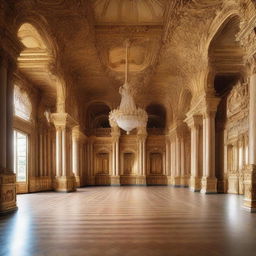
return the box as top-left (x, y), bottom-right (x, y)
top-left (109, 40), bottom-right (148, 134)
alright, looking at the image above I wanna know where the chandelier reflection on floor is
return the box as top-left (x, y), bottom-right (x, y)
top-left (109, 40), bottom-right (148, 134)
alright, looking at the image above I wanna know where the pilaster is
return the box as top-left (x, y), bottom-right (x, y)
top-left (110, 125), bottom-right (120, 180)
top-left (72, 125), bottom-right (87, 187)
top-left (137, 126), bottom-right (147, 184)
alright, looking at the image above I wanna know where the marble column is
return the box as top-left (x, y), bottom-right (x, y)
top-left (238, 136), bottom-right (244, 195)
top-left (170, 136), bottom-right (176, 184)
top-left (186, 115), bottom-right (202, 192)
top-left (51, 113), bottom-right (77, 192)
top-left (137, 127), bottom-right (147, 184)
top-left (180, 136), bottom-right (186, 186)
top-left (110, 126), bottom-right (120, 185)
top-left (174, 133), bottom-right (181, 186)
top-left (197, 95), bottom-right (220, 194)
top-left (243, 63), bottom-right (256, 211)
top-left (72, 126), bottom-right (80, 187)
top-left (0, 57), bottom-right (7, 172)
top-left (0, 53), bottom-right (17, 213)
top-left (86, 137), bottom-right (94, 185)
top-left (201, 109), bottom-right (218, 194)
top-left (165, 136), bottom-right (170, 176)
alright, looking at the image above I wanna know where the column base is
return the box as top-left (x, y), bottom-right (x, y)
top-left (227, 174), bottom-right (239, 194)
top-left (243, 164), bottom-right (256, 211)
top-left (29, 177), bottom-right (53, 192)
top-left (167, 176), bottom-right (174, 185)
top-left (75, 176), bottom-right (81, 187)
top-left (146, 175), bottom-right (168, 185)
top-left (120, 175), bottom-right (146, 185)
top-left (173, 176), bottom-right (181, 187)
top-left (217, 179), bottom-right (227, 193)
top-left (85, 176), bottom-right (95, 186)
top-left (200, 177), bottom-right (217, 194)
top-left (54, 176), bottom-right (76, 192)
top-left (180, 176), bottom-right (189, 187)
top-left (0, 173), bottom-right (17, 214)
top-left (110, 176), bottom-right (120, 185)
top-left (189, 176), bottom-right (201, 192)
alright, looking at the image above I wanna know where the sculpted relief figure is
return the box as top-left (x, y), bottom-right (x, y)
top-left (227, 81), bottom-right (248, 118)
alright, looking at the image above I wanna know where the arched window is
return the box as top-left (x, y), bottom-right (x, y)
top-left (14, 85), bottom-right (32, 121)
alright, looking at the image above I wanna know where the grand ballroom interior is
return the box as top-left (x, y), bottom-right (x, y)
top-left (1, 0), bottom-right (256, 255)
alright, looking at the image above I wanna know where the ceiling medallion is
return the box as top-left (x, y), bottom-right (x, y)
top-left (109, 40), bottom-right (148, 134)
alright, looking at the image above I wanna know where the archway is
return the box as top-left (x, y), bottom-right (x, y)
top-left (208, 16), bottom-right (246, 194)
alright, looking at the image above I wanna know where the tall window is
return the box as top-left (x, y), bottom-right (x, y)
top-left (14, 85), bottom-right (32, 121)
top-left (14, 130), bottom-right (28, 182)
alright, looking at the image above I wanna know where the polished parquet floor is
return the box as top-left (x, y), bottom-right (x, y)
top-left (1, 186), bottom-right (256, 256)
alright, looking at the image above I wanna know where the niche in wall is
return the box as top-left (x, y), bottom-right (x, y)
top-left (123, 152), bottom-right (135, 175)
top-left (149, 152), bottom-right (163, 175)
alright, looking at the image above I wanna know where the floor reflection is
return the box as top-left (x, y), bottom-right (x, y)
top-left (0, 187), bottom-right (256, 256)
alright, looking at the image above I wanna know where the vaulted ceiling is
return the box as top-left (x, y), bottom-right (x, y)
top-left (8, 0), bottom-right (250, 125)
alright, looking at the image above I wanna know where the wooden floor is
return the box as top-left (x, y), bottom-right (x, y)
top-left (1, 186), bottom-right (256, 256)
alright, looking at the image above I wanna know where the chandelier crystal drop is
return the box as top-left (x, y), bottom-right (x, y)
top-left (109, 40), bottom-right (148, 134)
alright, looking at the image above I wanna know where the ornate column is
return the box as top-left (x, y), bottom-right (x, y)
top-left (174, 132), bottom-right (181, 186)
top-left (169, 133), bottom-right (176, 185)
top-left (0, 52), bottom-right (17, 213)
top-left (165, 135), bottom-right (170, 176)
top-left (180, 135), bottom-right (186, 187)
top-left (51, 113), bottom-right (77, 192)
top-left (86, 137), bottom-right (95, 185)
top-left (110, 125), bottom-right (120, 185)
top-left (137, 126), bottom-right (147, 184)
top-left (201, 97), bottom-right (220, 194)
top-left (169, 124), bottom-right (184, 187)
top-left (185, 115), bottom-right (202, 192)
top-left (238, 136), bottom-right (244, 195)
top-left (72, 126), bottom-right (80, 187)
top-left (243, 57), bottom-right (256, 211)
top-left (237, 21), bottom-right (256, 210)
top-left (72, 125), bottom-right (87, 187)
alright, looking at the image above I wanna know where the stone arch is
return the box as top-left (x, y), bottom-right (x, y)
top-left (16, 17), bottom-right (65, 113)
top-left (86, 102), bottom-right (111, 130)
top-left (203, 10), bottom-right (244, 92)
top-left (146, 103), bottom-right (166, 130)
top-left (14, 13), bottom-right (58, 58)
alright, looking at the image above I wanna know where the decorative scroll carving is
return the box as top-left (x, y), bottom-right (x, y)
top-left (227, 81), bottom-right (249, 118)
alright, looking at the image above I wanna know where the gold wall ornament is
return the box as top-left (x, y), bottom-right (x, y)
top-left (109, 40), bottom-right (148, 134)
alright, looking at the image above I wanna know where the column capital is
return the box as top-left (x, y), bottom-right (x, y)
top-left (111, 125), bottom-right (120, 138)
top-left (185, 115), bottom-right (202, 129)
top-left (51, 113), bottom-right (78, 129)
top-left (72, 126), bottom-right (87, 142)
top-left (137, 126), bottom-right (147, 141)
top-left (186, 92), bottom-right (220, 117)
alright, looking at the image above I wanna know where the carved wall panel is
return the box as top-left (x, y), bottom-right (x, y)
top-left (225, 81), bottom-right (249, 195)
top-left (149, 153), bottom-right (163, 175)
top-left (123, 152), bottom-right (135, 175)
